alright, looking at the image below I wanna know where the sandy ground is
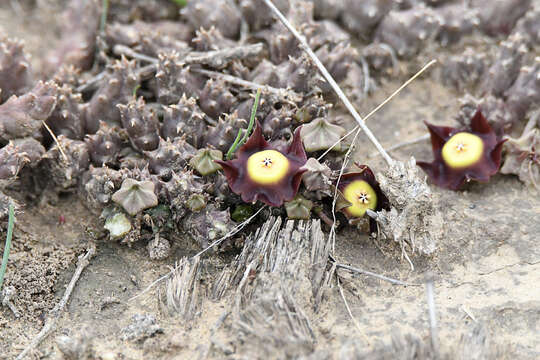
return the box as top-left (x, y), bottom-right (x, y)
top-left (0, 2), bottom-right (539, 359)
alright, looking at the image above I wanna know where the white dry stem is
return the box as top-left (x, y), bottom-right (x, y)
top-left (337, 276), bottom-right (369, 344)
top-left (262, 0), bottom-right (394, 166)
top-left (42, 120), bottom-right (68, 162)
top-left (335, 262), bottom-right (418, 286)
top-left (425, 274), bottom-right (440, 357)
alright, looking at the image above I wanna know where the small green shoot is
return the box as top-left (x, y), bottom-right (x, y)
top-left (171, 0), bottom-right (188, 7)
top-left (226, 88), bottom-right (262, 160)
top-left (0, 203), bottom-right (15, 293)
top-left (133, 84), bottom-right (141, 98)
top-left (100, 0), bottom-right (109, 33)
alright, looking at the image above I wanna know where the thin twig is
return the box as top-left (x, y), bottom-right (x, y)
top-left (16, 245), bottom-right (96, 360)
top-left (129, 206), bottom-right (266, 302)
top-left (316, 60), bottom-right (437, 162)
top-left (368, 133), bottom-right (430, 158)
top-left (263, 0), bottom-right (393, 166)
top-left (113, 44), bottom-right (158, 64)
top-left (192, 68), bottom-right (301, 101)
top-left (76, 71), bottom-right (106, 93)
top-left (42, 121), bottom-right (69, 162)
top-left (183, 43), bottom-right (264, 68)
top-left (336, 276), bottom-right (369, 343)
top-left (334, 262), bottom-right (419, 286)
top-left (425, 273), bottom-right (440, 358)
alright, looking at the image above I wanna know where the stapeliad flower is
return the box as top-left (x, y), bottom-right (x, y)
top-left (215, 121), bottom-right (307, 206)
top-left (418, 110), bottom-right (506, 190)
top-left (337, 165), bottom-right (389, 218)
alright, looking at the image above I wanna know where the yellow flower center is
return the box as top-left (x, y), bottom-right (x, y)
top-left (246, 150), bottom-right (289, 185)
top-left (441, 132), bottom-right (484, 169)
top-left (343, 180), bottom-right (377, 217)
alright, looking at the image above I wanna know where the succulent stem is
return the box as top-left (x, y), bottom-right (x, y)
top-left (262, 0), bottom-right (394, 166)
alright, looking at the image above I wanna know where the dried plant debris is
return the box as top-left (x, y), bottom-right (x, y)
top-left (0, 36), bottom-right (32, 103)
top-left (120, 314), bottom-right (163, 342)
top-left (370, 158), bottom-right (443, 257)
top-left (209, 218), bottom-right (331, 357)
top-left (42, 136), bottom-right (90, 190)
top-left (147, 234), bottom-right (172, 260)
top-left (161, 257), bottom-right (202, 319)
top-left (180, 204), bottom-right (235, 249)
top-left (500, 127), bottom-right (540, 189)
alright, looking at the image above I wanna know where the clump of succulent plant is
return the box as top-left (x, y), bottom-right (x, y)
top-left (216, 122), bottom-right (307, 207)
top-left (145, 137), bottom-right (196, 180)
top-left (118, 97), bottom-right (160, 152)
top-left (0, 36), bottom-right (32, 103)
top-left (374, 5), bottom-right (442, 58)
top-left (84, 57), bottom-right (140, 134)
top-left (155, 52), bottom-right (201, 104)
top-left (0, 81), bottom-right (57, 142)
top-left (181, 0), bottom-right (242, 39)
top-left (418, 110), bottom-right (506, 190)
top-left (161, 95), bottom-right (206, 147)
top-left (85, 121), bottom-right (126, 167)
top-left (112, 179), bottom-right (158, 216)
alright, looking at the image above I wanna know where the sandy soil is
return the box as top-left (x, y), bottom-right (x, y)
top-left (0, 1), bottom-right (539, 360)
